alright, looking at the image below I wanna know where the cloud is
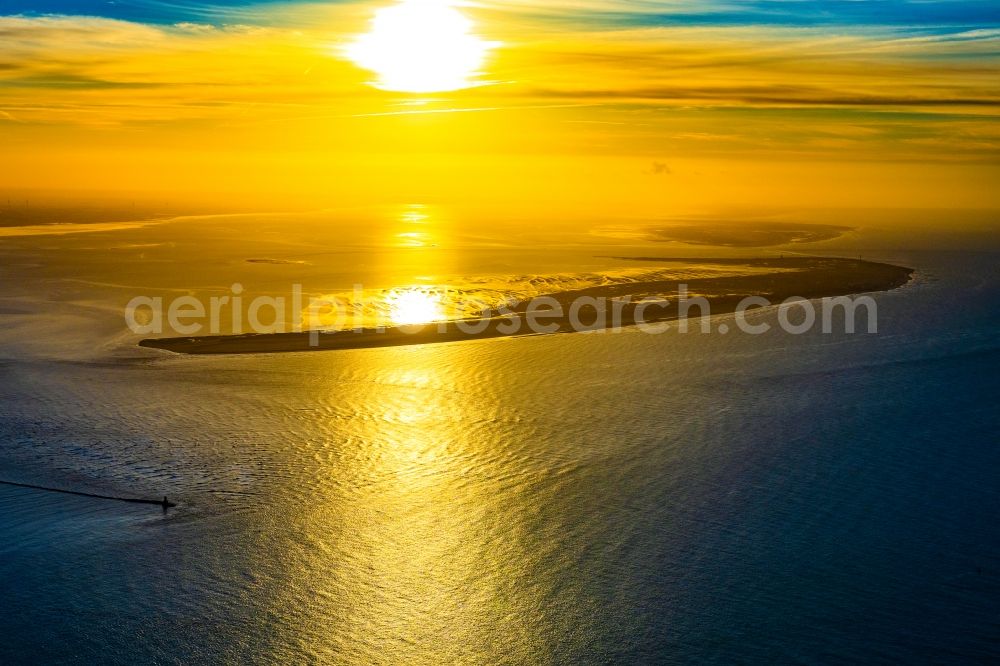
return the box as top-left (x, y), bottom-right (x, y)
top-left (3, 12), bottom-right (999, 115)
top-left (0, 9), bottom-right (997, 164)
top-left (485, 24), bottom-right (1000, 111)
top-left (0, 14), bottom-right (369, 125)
top-left (526, 86), bottom-right (1000, 108)
top-left (479, 0), bottom-right (1000, 29)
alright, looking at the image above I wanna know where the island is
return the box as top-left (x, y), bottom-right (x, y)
top-left (139, 257), bottom-right (914, 355)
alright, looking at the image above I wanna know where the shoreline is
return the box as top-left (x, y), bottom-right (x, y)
top-left (139, 257), bottom-right (914, 355)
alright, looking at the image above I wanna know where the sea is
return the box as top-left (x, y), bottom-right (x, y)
top-left (0, 209), bottom-right (997, 663)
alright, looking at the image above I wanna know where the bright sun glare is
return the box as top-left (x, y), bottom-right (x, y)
top-left (387, 288), bottom-right (446, 325)
top-left (346, 0), bottom-right (497, 93)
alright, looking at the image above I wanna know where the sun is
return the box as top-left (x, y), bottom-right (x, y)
top-left (346, 0), bottom-right (497, 93)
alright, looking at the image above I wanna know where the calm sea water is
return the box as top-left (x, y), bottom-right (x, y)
top-left (0, 248), bottom-right (997, 664)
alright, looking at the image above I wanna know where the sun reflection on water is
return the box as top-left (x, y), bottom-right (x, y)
top-left (288, 344), bottom-right (545, 661)
top-left (386, 288), bottom-right (446, 326)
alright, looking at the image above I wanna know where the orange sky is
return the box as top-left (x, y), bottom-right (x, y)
top-left (1, 3), bottom-right (998, 215)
